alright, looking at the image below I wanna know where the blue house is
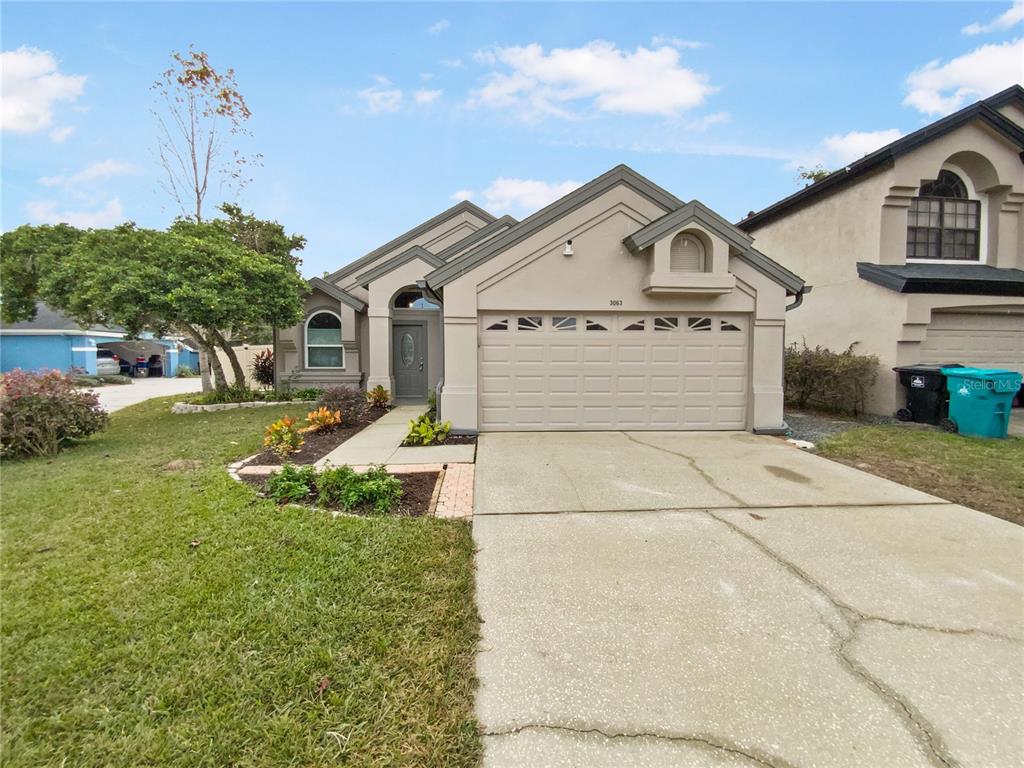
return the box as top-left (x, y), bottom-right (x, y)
top-left (0, 303), bottom-right (125, 375)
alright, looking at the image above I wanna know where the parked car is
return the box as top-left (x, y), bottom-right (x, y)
top-left (96, 349), bottom-right (121, 377)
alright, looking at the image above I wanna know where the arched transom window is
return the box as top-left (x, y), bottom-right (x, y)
top-left (305, 311), bottom-right (344, 368)
top-left (670, 232), bottom-right (706, 272)
top-left (907, 169), bottom-right (980, 261)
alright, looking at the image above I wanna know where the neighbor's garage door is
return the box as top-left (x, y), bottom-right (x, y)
top-left (479, 312), bottom-right (748, 430)
top-left (920, 312), bottom-right (1024, 374)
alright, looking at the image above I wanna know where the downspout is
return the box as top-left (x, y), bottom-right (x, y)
top-left (786, 284), bottom-right (812, 311)
top-left (416, 280), bottom-right (444, 418)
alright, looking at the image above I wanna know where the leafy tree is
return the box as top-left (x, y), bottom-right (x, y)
top-left (0, 224), bottom-right (82, 324)
top-left (152, 48), bottom-right (260, 222)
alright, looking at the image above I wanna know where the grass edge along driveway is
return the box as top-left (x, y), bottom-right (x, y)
top-left (818, 425), bottom-right (1024, 526)
top-left (1, 398), bottom-right (482, 767)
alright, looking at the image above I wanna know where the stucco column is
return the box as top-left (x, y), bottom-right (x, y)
top-left (750, 319), bottom-right (786, 431)
top-left (878, 186), bottom-right (916, 265)
top-left (995, 193), bottom-right (1023, 269)
top-left (439, 315), bottom-right (478, 432)
top-left (365, 309), bottom-right (392, 393)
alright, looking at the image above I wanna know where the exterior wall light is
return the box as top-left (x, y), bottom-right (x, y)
top-left (563, 239), bottom-right (574, 257)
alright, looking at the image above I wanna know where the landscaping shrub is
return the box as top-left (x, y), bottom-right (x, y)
top-left (318, 386), bottom-right (354, 413)
top-left (292, 387), bottom-right (322, 401)
top-left (427, 388), bottom-right (437, 413)
top-left (250, 349), bottom-right (275, 388)
top-left (404, 413), bottom-right (451, 446)
top-left (265, 463), bottom-right (316, 503)
top-left (784, 341), bottom-right (879, 415)
top-left (175, 364), bottom-right (197, 378)
top-left (263, 416), bottom-right (304, 457)
top-left (366, 384), bottom-right (390, 409)
top-left (302, 406), bottom-right (342, 433)
top-left (0, 369), bottom-right (109, 458)
top-left (316, 464), bottom-right (402, 514)
top-left (194, 383), bottom-right (263, 405)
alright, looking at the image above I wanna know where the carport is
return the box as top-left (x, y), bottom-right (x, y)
top-left (97, 340), bottom-right (178, 377)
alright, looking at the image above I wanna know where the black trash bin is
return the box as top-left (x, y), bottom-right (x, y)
top-left (147, 354), bottom-right (164, 378)
top-left (893, 364), bottom-right (962, 425)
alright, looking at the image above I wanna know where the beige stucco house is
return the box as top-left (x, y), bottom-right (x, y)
top-left (275, 165), bottom-right (805, 433)
top-left (739, 85), bottom-right (1024, 415)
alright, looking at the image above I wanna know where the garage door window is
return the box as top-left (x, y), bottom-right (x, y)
top-left (305, 311), bottom-right (344, 368)
top-left (517, 316), bottom-right (542, 331)
top-left (721, 320), bottom-right (742, 332)
top-left (623, 319), bottom-right (646, 331)
top-left (687, 317), bottom-right (712, 332)
top-left (552, 316), bottom-right (576, 331)
top-left (586, 319), bottom-right (608, 331)
top-left (485, 319), bottom-right (509, 331)
top-left (654, 316), bottom-right (679, 331)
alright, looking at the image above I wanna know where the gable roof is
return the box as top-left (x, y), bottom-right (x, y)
top-left (355, 245), bottom-right (445, 287)
top-left (425, 164), bottom-right (684, 289)
top-left (433, 215), bottom-right (518, 262)
top-left (425, 164), bottom-right (805, 295)
top-left (738, 85), bottom-right (1024, 232)
top-left (0, 301), bottom-right (124, 336)
top-left (324, 200), bottom-right (496, 285)
top-left (623, 200), bottom-right (754, 254)
top-left (307, 277), bottom-right (367, 312)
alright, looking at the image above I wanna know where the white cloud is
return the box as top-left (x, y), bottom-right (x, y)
top-left (467, 41), bottom-right (715, 119)
top-left (358, 84), bottom-right (402, 114)
top-left (467, 177), bottom-right (582, 214)
top-left (427, 19), bottom-right (450, 35)
top-left (414, 89), bottom-right (442, 105)
top-left (651, 36), bottom-right (708, 50)
top-left (792, 128), bottom-right (903, 170)
top-left (450, 189), bottom-right (474, 202)
top-left (49, 126), bottom-right (75, 143)
top-left (903, 38), bottom-right (1024, 115)
top-left (963, 1), bottom-right (1024, 34)
top-left (1, 46), bottom-right (86, 136)
top-left (25, 197), bottom-right (124, 228)
top-left (686, 111), bottom-right (731, 131)
top-left (441, 58), bottom-right (463, 68)
top-left (38, 159), bottom-right (135, 188)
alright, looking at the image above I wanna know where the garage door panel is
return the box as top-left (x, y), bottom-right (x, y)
top-left (479, 312), bottom-right (749, 430)
top-left (920, 312), bottom-right (1023, 373)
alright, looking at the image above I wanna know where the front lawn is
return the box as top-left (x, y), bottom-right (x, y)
top-left (1, 399), bottom-right (481, 767)
top-left (818, 426), bottom-right (1024, 525)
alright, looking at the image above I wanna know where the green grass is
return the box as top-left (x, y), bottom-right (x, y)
top-left (1, 398), bottom-right (481, 767)
top-left (818, 426), bottom-right (1024, 525)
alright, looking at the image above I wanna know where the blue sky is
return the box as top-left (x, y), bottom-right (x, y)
top-left (2, 1), bottom-right (1022, 277)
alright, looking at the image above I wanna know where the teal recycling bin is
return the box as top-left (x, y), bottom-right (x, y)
top-left (940, 367), bottom-right (1022, 439)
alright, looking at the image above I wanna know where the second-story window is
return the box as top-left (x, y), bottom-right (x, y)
top-left (907, 169), bottom-right (980, 261)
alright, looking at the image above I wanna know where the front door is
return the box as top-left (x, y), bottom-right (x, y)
top-left (392, 323), bottom-right (427, 398)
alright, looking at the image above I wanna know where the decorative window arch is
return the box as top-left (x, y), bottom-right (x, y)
top-left (305, 310), bottom-right (344, 368)
top-left (907, 168), bottom-right (981, 262)
top-left (670, 232), bottom-right (706, 272)
top-left (392, 286), bottom-right (439, 310)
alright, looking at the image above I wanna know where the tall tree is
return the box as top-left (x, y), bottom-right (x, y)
top-left (0, 224), bottom-right (82, 324)
top-left (152, 47), bottom-right (260, 223)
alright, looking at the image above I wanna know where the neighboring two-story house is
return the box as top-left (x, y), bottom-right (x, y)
top-left (739, 85), bottom-right (1024, 415)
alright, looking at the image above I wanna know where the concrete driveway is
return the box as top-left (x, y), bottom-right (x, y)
top-left (84, 376), bottom-right (202, 412)
top-left (473, 431), bottom-right (1024, 768)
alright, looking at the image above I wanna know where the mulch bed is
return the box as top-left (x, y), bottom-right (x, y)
top-left (402, 434), bottom-right (478, 448)
top-left (241, 471), bottom-right (439, 517)
top-left (243, 393), bottom-right (389, 467)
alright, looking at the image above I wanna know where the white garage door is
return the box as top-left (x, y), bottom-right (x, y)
top-left (479, 312), bottom-right (748, 431)
top-left (920, 312), bottom-right (1024, 374)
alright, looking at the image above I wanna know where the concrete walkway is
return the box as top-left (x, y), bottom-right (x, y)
top-left (84, 376), bottom-right (202, 412)
top-left (473, 431), bottom-right (1024, 768)
top-left (315, 405), bottom-right (475, 467)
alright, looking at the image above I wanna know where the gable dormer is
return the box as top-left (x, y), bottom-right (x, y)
top-left (622, 201), bottom-right (747, 294)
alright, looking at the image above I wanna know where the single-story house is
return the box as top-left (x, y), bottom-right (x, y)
top-left (275, 164), bottom-right (805, 433)
top-left (0, 302), bottom-right (188, 377)
top-left (738, 85), bottom-right (1024, 415)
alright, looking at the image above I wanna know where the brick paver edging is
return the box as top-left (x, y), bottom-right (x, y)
top-left (173, 399), bottom-right (315, 414)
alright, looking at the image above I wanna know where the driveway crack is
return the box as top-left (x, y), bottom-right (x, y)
top-left (622, 432), bottom-right (747, 506)
top-left (482, 722), bottom-right (799, 768)
top-left (704, 510), bottom-right (1005, 768)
